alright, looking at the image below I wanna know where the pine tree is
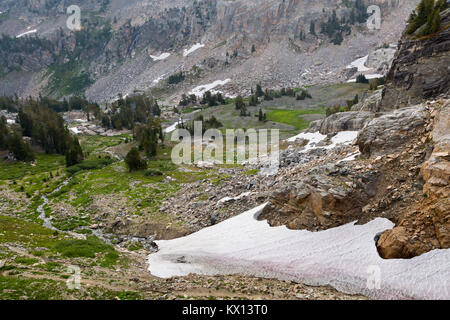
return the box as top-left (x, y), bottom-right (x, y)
top-left (235, 96), bottom-right (245, 110)
top-left (258, 109), bottom-right (263, 121)
top-left (65, 136), bottom-right (84, 167)
top-left (125, 147), bottom-right (147, 172)
top-left (256, 84), bottom-right (264, 97)
top-left (8, 133), bottom-right (34, 162)
top-left (310, 21), bottom-right (316, 35)
top-left (429, 8), bottom-right (441, 34)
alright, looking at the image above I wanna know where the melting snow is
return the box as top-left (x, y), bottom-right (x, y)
top-left (183, 43), bottom-right (205, 57)
top-left (153, 74), bottom-right (166, 84)
top-left (148, 203), bottom-right (450, 299)
top-left (287, 131), bottom-right (358, 152)
top-left (338, 151), bottom-right (361, 163)
top-left (287, 132), bottom-right (327, 147)
top-left (347, 55), bottom-right (371, 72)
top-left (16, 29), bottom-right (37, 38)
top-left (164, 119), bottom-right (182, 134)
top-left (69, 127), bottom-right (80, 134)
top-left (218, 192), bottom-right (251, 205)
top-left (150, 53), bottom-right (171, 61)
top-left (190, 79), bottom-right (231, 97)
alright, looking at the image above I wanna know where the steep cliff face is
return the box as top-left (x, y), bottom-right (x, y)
top-left (381, 8), bottom-right (450, 110)
top-left (0, 0), bottom-right (417, 101)
top-left (260, 6), bottom-right (449, 260)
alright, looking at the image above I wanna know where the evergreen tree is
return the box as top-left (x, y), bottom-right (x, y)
top-left (310, 21), bottom-right (316, 35)
top-left (258, 109), bottom-right (263, 121)
top-left (0, 116), bottom-right (8, 150)
top-left (125, 147), bottom-right (147, 172)
top-left (249, 95), bottom-right (259, 106)
top-left (8, 133), bottom-right (34, 162)
top-left (65, 136), bottom-right (84, 167)
top-left (356, 74), bottom-right (369, 83)
top-left (256, 84), bottom-right (264, 97)
top-left (235, 96), bottom-right (245, 110)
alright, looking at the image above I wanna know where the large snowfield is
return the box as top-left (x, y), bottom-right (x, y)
top-left (148, 130), bottom-right (450, 299)
top-left (148, 204), bottom-right (450, 299)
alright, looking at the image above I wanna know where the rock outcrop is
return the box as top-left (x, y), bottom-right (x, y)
top-left (381, 9), bottom-right (450, 110)
top-left (377, 100), bottom-right (450, 259)
top-left (357, 106), bottom-right (428, 157)
top-left (307, 111), bottom-right (375, 134)
top-left (351, 89), bottom-right (383, 112)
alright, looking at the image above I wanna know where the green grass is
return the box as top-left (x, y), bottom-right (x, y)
top-left (0, 215), bottom-right (65, 248)
top-left (0, 154), bottom-right (65, 181)
top-left (52, 236), bottom-right (115, 258)
top-left (0, 275), bottom-right (142, 300)
top-left (66, 158), bottom-right (115, 175)
top-left (79, 134), bottom-right (131, 156)
top-left (265, 108), bottom-right (326, 131)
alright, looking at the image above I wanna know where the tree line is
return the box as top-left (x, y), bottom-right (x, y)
top-left (0, 97), bottom-right (83, 165)
top-left (407, 0), bottom-right (447, 37)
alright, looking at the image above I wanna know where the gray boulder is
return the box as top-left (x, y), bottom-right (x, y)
top-left (357, 106), bottom-right (428, 157)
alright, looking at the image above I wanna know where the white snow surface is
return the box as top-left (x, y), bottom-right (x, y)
top-left (183, 43), bottom-right (205, 57)
top-left (164, 120), bottom-right (181, 134)
top-left (148, 203), bottom-right (450, 299)
top-left (337, 151), bottom-right (361, 163)
top-left (152, 74), bottom-right (166, 84)
top-left (218, 192), bottom-right (251, 205)
top-left (190, 79), bottom-right (231, 97)
top-left (150, 53), bottom-right (171, 61)
top-left (69, 127), bottom-right (80, 134)
top-left (6, 119), bottom-right (15, 124)
top-left (347, 55), bottom-right (371, 72)
top-left (287, 131), bottom-right (358, 152)
top-left (16, 29), bottom-right (37, 38)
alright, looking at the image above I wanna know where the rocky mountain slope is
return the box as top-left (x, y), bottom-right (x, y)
top-left (259, 7), bottom-right (450, 259)
top-left (0, 0), bottom-right (418, 102)
top-left (381, 7), bottom-right (450, 110)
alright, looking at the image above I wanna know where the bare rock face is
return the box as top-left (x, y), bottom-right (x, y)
top-left (351, 89), bottom-right (383, 112)
top-left (381, 9), bottom-right (450, 110)
top-left (377, 100), bottom-right (450, 259)
top-left (357, 106), bottom-right (428, 158)
top-left (308, 111), bottom-right (375, 134)
top-left (259, 165), bottom-right (379, 232)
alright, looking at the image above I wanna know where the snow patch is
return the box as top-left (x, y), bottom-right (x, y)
top-left (6, 119), bottom-right (15, 124)
top-left (190, 79), bottom-right (231, 98)
top-left (347, 55), bottom-right (371, 72)
top-left (218, 192), bottom-right (251, 205)
top-left (338, 151), bottom-right (361, 163)
top-left (287, 131), bottom-right (327, 148)
top-left (150, 53), bottom-right (171, 61)
top-left (164, 121), bottom-right (180, 134)
top-left (16, 29), bottom-right (37, 38)
top-left (287, 131), bottom-right (357, 152)
top-left (153, 74), bottom-right (167, 84)
top-left (69, 127), bottom-right (80, 134)
top-left (183, 43), bottom-right (205, 57)
top-left (147, 203), bottom-right (450, 299)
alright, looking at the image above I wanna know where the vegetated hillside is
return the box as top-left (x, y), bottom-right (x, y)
top-left (0, 0), bottom-right (418, 102)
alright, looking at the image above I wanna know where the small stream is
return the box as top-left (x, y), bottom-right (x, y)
top-left (36, 177), bottom-right (110, 243)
